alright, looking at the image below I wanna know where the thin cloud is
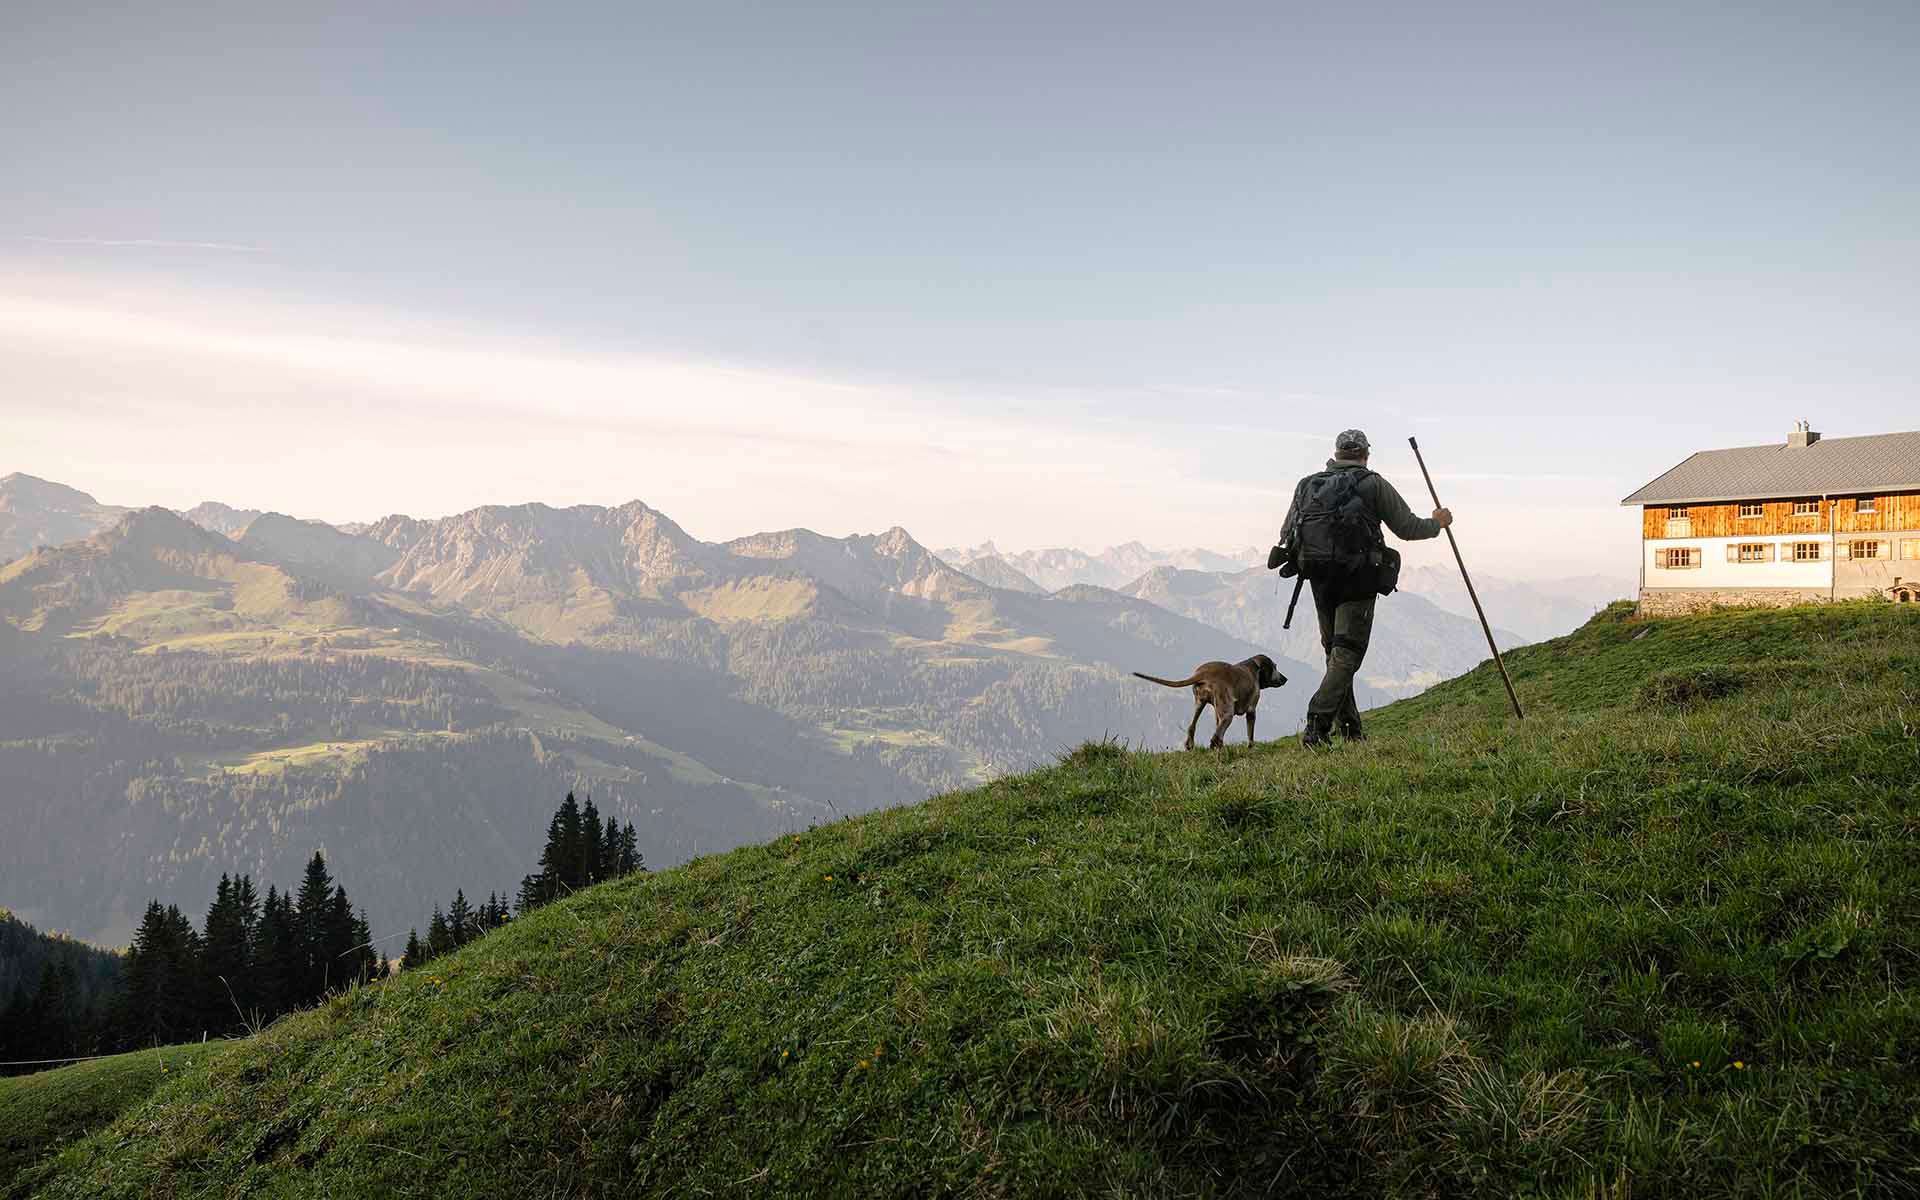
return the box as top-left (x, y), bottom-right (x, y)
top-left (22, 236), bottom-right (265, 253)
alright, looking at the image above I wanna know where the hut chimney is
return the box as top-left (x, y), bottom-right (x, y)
top-left (1787, 420), bottom-right (1821, 449)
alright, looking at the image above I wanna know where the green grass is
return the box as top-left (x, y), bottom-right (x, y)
top-left (17, 601), bottom-right (1920, 1198)
top-left (1, 1044), bottom-right (236, 1191)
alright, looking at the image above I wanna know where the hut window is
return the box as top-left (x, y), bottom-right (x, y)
top-left (1737, 503), bottom-right (1764, 519)
top-left (1735, 543), bottom-right (1772, 563)
top-left (1792, 542), bottom-right (1824, 562)
top-left (1658, 548), bottom-right (1700, 569)
top-left (1856, 496), bottom-right (1877, 513)
top-left (1667, 506), bottom-right (1688, 519)
top-left (1903, 539), bottom-right (1920, 561)
top-left (1852, 540), bottom-right (1884, 560)
top-left (1792, 499), bottom-right (1820, 516)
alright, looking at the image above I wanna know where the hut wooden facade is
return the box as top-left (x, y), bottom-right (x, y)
top-left (1621, 425), bottom-right (1920, 615)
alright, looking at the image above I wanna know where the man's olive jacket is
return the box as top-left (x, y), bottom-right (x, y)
top-left (1282, 459), bottom-right (1445, 544)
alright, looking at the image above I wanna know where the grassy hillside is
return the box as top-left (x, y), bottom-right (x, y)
top-left (0, 1044), bottom-right (234, 1183)
top-left (15, 601), bottom-right (1919, 1198)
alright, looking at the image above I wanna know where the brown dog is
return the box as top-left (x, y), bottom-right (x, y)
top-left (1134, 655), bottom-right (1287, 749)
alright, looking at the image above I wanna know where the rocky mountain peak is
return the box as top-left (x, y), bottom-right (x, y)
top-left (179, 501), bottom-right (266, 538)
top-left (872, 526), bottom-right (921, 558)
top-left (96, 506), bottom-right (243, 557)
top-left (0, 473), bottom-right (105, 510)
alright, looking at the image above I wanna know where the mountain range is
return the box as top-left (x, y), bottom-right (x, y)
top-left (937, 540), bottom-right (1261, 593)
top-left (940, 537), bottom-right (1628, 649)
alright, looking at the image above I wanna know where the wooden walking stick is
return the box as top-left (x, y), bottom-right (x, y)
top-left (1408, 436), bottom-right (1524, 720)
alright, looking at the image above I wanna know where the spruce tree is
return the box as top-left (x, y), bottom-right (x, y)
top-left (325, 886), bottom-right (359, 991)
top-left (618, 822), bottom-right (642, 877)
top-left (161, 905), bottom-right (203, 1043)
top-left (601, 815), bottom-right (622, 880)
top-left (581, 795), bottom-right (604, 884)
top-left (399, 929), bottom-right (424, 973)
top-left (555, 792), bottom-right (584, 889)
top-left (232, 874), bottom-right (261, 1013)
top-left (202, 874), bottom-right (252, 1033)
top-left (119, 903), bottom-right (202, 1047)
top-left (349, 907), bottom-right (376, 981)
top-left (118, 901), bottom-right (169, 1048)
top-left (253, 886), bottom-right (300, 1018)
top-left (515, 869), bottom-right (546, 916)
top-left (518, 803), bottom-right (566, 913)
top-left (448, 890), bottom-right (473, 948)
top-left (294, 852), bottom-right (337, 1002)
top-left (426, 907), bottom-right (452, 958)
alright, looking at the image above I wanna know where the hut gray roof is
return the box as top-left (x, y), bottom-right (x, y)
top-left (1621, 430), bottom-right (1920, 506)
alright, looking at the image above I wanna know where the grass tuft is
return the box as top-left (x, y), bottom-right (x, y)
top-left (1638, 664), bottom-right (1748, 707)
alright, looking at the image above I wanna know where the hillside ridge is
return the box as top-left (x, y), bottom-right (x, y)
top-left (11, 600), bottom-right (1917, 1198)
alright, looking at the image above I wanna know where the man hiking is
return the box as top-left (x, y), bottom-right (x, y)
top-left (1275, 429), bottom-right (1452, 748)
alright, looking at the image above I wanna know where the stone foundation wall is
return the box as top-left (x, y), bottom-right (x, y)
top-left (1637, 588), bottom-right (1830, 617)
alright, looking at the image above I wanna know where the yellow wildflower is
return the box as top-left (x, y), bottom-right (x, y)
top-left (1732, 1060), bottom-right (1746, 1070)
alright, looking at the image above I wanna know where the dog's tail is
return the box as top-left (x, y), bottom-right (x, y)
top-left (1133, 671), bottom-right (1200, 689)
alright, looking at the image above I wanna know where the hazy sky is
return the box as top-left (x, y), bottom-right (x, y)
top-left (5, 1), bottom-right (1917, 578)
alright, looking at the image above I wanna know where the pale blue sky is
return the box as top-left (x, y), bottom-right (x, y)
top-left (4, 1), bottom-right (1917, 577)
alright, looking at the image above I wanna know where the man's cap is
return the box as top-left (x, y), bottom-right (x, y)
top-left (1335, 429), bottom-right (1371, 455)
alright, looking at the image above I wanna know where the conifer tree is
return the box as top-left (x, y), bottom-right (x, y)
top-left (518, 801), bottom-right (567, 912)
top-left (294, 852), bottom-right (337, 1001)
top-left (581, 795), bottom-right (604, 884)
top-left (512, 792), bottom-right (644, 916)
top-left (601, 815), bottom-right (622, 881)
top-left (448, 889), bottom-right (473, 948)
top-left (426, 907), bottom-right (453, 958)
top-left (253, 886), bottom-right (300, 1018)
top-left (202, 873), bottom-right (253, 1033)
top-left (555, 791), bottom-right (584, 888)
top-left (515, 870), bottom-right (546, 915)
top-left (618, 822), bottom-right (642, 877)
top-left (324, 885), bottom-right (359, 990)
top-left (118, 903), bottom-right (201, 1047)
top-left (353, 907), bottom-right (377, 981)
top-left (232, 874), bottom-right (261, 1012)
top-left (399, 929), bottom-right (424, 973)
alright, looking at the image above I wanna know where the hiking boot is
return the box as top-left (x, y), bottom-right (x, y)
top-left (1302, 718), bottom-right (1334, 750)
top-left (1339, 720), bottom-right (1366, 743)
